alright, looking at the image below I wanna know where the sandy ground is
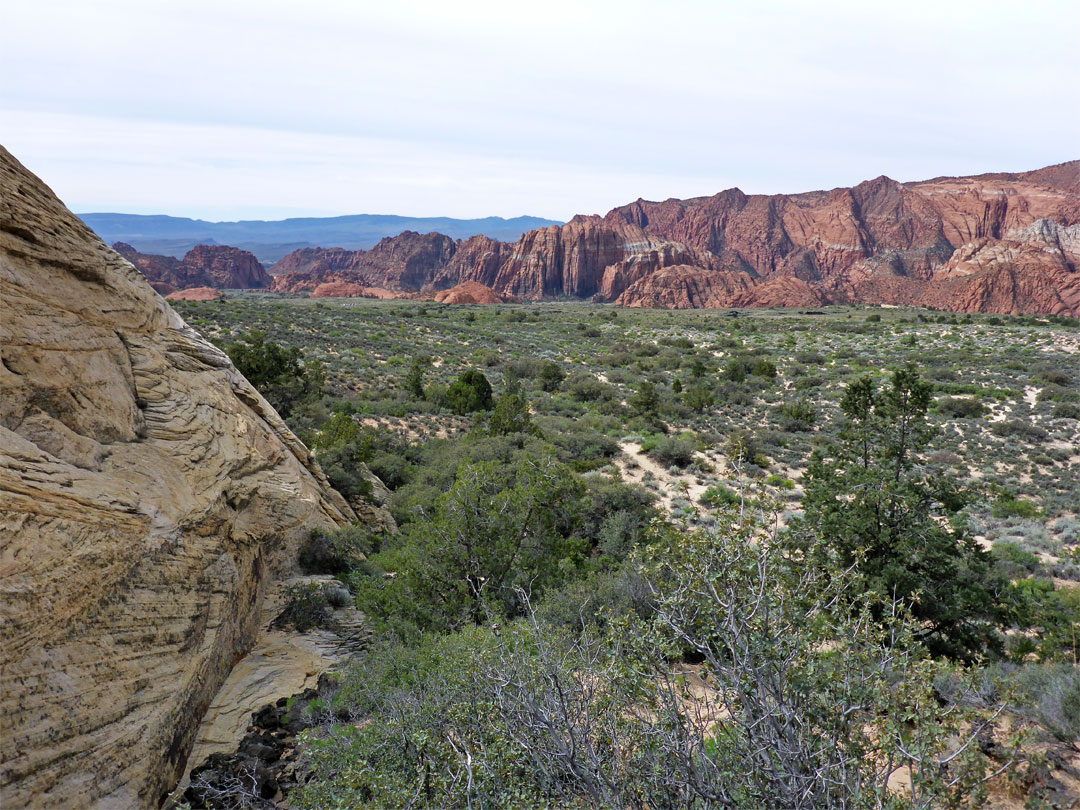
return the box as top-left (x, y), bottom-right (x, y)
top-left (613, 441), bottom-right (712, 511)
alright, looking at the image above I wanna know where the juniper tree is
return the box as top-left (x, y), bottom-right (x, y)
top-left (797, 365), bottom-right (1009, 660)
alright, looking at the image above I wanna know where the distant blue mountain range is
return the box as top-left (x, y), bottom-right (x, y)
top-left (78, 212), bottom-right (562, 265)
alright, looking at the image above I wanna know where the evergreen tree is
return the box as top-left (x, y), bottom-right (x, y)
top-left (798, 365), bottom-right (1009, 660)
top-left (225, 330), bottom-right (323, 418)
top-left (445, 369), bottom-right (494, 415)
top-left (404, 357), bottom-right (426, 399)
top-left (630, 380), bottom-right (660, 419)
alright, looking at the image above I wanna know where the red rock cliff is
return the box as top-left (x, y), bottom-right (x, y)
top-left (265, 161), bottom-right (1080, 314)
top-left (114, 243), bottom-right (271, 290)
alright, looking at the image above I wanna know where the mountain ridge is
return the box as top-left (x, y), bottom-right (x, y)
top-left (258, 160), bottom-right (1079, 315)
top-left (79, 212), bottom-right (563, 264)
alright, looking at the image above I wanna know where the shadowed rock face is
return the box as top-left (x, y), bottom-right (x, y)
top-left (268, 230), bottom-right (456, 290)
top-left (114, 242), bottom-right (271, 290)
top-left (0, 146), bottom-right (363, 809)
top-left (271, 161), bottom-right (1080, 314)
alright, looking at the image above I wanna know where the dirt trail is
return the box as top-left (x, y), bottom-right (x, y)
top-left (614, 441), bottom-right (711, 510)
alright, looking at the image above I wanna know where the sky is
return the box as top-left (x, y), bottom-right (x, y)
top-left (2, 0), bottom-right (1078, 221)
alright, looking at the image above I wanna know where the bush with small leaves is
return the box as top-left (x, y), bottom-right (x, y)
top-left (1052, 402), bottom-right (1080, 420)
top-left (776, 397), bottom-right (818, 431)
top-left (272, 583), bottom-right (334, 633)
top-left (648, 433), bottom-right (697, 469)
top-left (700, 483), bottom-right (741, 506)
top-left (538, 361), bottom-right (567, 392)
top-left (682, 384), bottom-right (714, 412)
top-left (299, 524), bottom-right (381, 576)
top-left (725, 429), bottom-right (763, 466)
top-left (938, 397), bottom-right (986, 419)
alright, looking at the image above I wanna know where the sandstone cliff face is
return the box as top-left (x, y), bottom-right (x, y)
top-left (269, 268), bottom-right (372, 294)
top-left (481, 218), bottom-right (717, 301)
top-left (269, 231), bottom-right (455, 290)
top-left (613, 265), bottom-right (755, 308)
top-left (265, 161), bottom-right (1079, 314)
top-left (915, 221), bottom-right (1080, 315)
top-left (0, 147), bottom-right (363, 809)
top-left (603, 167), bottom-right (1079, 288)
top-left (115, 242), bottom-right (270, 290)
top-left (310, 281), bottom-right (410, 300)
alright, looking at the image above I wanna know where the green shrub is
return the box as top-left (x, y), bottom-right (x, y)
top-left (563, 371), bottom-right (615, 403)
top-left (937, 397), bottom-right (986, 419)
top-left (992, 494), bottom-right (1041, 519)
top-left (700, 484), bottom-right (740, 506)
top-left (1052, 402), bottom-right (1080, 419)
top-left (1010, 663), bottom-right (1080, 742)
top-left (272, 583), bottom-right (334, 633)
top-left (1037, 369), bottom-right (1073, 387)
top-left (682, 384), bottom-right (714, 412)
top-left (991, 420), bottom-right (1048, 441)
top-left (226, 330), bottom-right (324, 418)
top-left (765, 474), bottom-right (796, 490)
top-left (777, 397), bottom-right (818, 431)
top-left (725, 430), bottom-right (763, 465)
top-left (300, 524), bottom-right (381, 575)
top-left (445, 369), bottom-right (494, 414)
top-left (648, 434), bottom-right (697, 468)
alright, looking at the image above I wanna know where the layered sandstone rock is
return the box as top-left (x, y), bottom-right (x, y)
top-left (914, 221), bottom-right (1080, 315)
top-left (602, 162), bottom-right (1079, 311)
top-left (166, 286), bottom-right (226, 301)
top-left (480, 217), bottom-right (717, 301)
top-left (265, 161), bottom-right (1078, 314)
top-left (269, 268), bottom-right (372, 294)
top-left (0, 146), bottom-right (373, 809)
top-left (613, 266), bottom-right (755, 308)
top-left (115, 242), bottom-right (270, 290)
top-left (310, 281), bottom-right (411, 300)
top-left (269, 231), bottom-right (455, 290)
top-left (434, 280), bottom-right (510, 304)
top-left (612, 266), bottom-right (830, 309)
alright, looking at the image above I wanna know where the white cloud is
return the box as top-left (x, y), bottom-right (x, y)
top-left (2, 0), bottom-right (1077, 219)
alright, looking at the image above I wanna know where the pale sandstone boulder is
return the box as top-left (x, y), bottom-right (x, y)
top-left (0, 146), bottom-right (371, 809)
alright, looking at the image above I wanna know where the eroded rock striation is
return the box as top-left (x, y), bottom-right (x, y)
top-left (0, 146), bottom-right (366, 809)
top-left (269, 230), bottom-right (455, 290)
top-left (271, 161), bottom-right (1080, 314)
top-left (115, 242), bottom-right (271, 290)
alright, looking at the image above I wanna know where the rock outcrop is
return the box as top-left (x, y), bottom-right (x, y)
top-left (115, 242), bottom-right (271, 290)
top-left (0, 146), bottom-right (372, 809)
top-left (166, 286), bottom-right (226, 301)
top-left (269, 268), bottom-right (372, 294)
top-left (262, 161), bottom-right (1079, 314)
top-left (434, 281), bottom-right (511, 304)
top-left (601, 163), bottom-right (1079, 312)
top-left (914, 221), bottom-right (1080, 315)
top-left (310, 281), bottom-right (411, 300)
top-left (269, 231), bottom-right (455, 290)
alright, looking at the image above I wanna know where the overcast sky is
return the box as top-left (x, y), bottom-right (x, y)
top-left (2, 0), bottom-right (1077, 221)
